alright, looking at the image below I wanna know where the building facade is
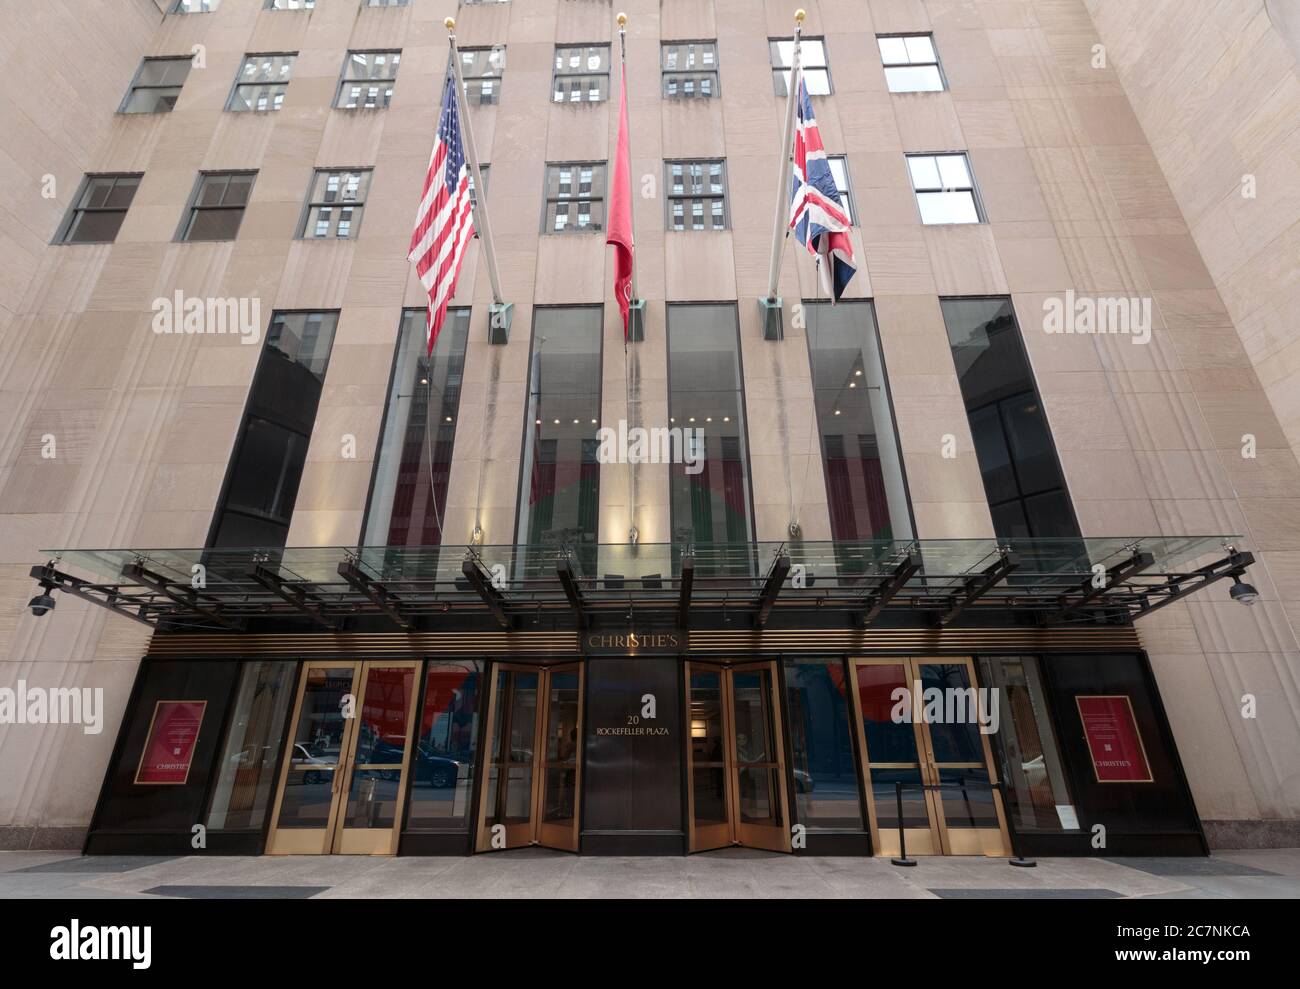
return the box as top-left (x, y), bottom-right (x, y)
top-left (2, 0), bottom-right (1299, 859)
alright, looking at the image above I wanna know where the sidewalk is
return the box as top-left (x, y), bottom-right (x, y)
top-left (2, 847), bottom-right (1298, 899)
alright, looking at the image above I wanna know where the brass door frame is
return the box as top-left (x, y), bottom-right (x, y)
top-left (849, 656), bottom-right (1010, 857)
top-left (686, 660), bottom-right (791, 854)
top-left (266, 659), bottom-right (421, 855)
top-left (475, 661), bottom-right (584, 853)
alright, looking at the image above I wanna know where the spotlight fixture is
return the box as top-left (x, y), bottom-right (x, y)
top-left (470, 524), bottom-right (484, 546)
top-left (628, 525), bottom-right (639, 546)
top-left (1229, 576), bottom-right (1259, 606)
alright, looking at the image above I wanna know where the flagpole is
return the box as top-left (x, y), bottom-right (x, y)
top-left (764, 9), bottom-right (805, 304)
top-left (446, 18), bottom-right (505, 309)
top-left (618, 12), bottom-right (639, 306)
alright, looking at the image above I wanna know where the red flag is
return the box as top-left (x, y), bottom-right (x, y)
top-left (607, 55), bottom-right (634, 338)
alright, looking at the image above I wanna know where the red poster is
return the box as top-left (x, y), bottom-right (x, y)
top-left (134, 700), bottom-right (207, 785)
top-left (1076, 695), bottom-right (1153, 783)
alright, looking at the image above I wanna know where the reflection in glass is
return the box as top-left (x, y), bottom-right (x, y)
top-left (406, 661), bottom-right (482, 830)
top-left (784, 659), bottom-right (863, 830)
top-left (731, 670), bottom-right (780, 827)
top-left (276, 667), bottom-right (355, 829)
top-left (542, 671), bottom-right (580, 823)
top-left (485, 670), bottom-right (539, 827)
top-left (689, 671), bottom-right (727, 826)
top-left (206, 661), bottom-right (296, 831)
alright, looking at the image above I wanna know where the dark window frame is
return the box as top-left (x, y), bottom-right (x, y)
top-left (876, 32), bottom-right (948, 92)
top-left (458, 46), bottom-right (505, 106)
top-left (541, 161), bottom-right (607, 234)
top-left (664, 158), bottom-right (729, 231)
top-left (906, 151), bottom-right (986, 224)
top-left (119, 56), bottom-right (193, 114)
top-left (297, 167), bottom-right (374, 239)
top-left (177, 170), bottom-right (258, 242)
top-left (552, 43), bottom-right (611, 104)
top-left (54, 173), bottom-right (143, 245)
top-left (335, 49), bottom-right (403, 109)
top-left (661, 39), bottom-right (719, 98)
top-left (769, 36), bottom-right (832, 96)
top-left (225, 52), bottom-right (297, 113)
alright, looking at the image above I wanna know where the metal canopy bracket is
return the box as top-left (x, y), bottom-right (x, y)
top-left (250, 565), bottom-right (339, 630)
top-left (556, 557), bottom-right (587, 630)
top-left (1131, 550), bottom-right (1255, 620)
top-left (937, 550), bottom-right (1020, 627)
top-left (462, 557), bottom-right (511, 629)
top-left (860, 551), bottom-right (920, 628)
top-left (337, 560), bottom-right (410, 630)
top-left (29, 563), bottom-right (156, 627)
top-left (121, 561), bottom-right (243, 630)
top-left (1048, 550), bottom-right (1154, 624)
top-left (755, 552), bottom-right (792, 629)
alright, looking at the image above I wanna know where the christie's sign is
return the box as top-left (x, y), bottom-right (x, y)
top-left (582, 630), bottom-right (683, 655)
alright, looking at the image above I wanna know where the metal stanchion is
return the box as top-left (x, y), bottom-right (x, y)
top-left (890, 780), bottom-right (917, 866)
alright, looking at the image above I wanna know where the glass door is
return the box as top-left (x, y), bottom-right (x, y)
top-left (476, 662), bottom-right (585, 852)
top-left (266, 660), bottom-right (420, 855)
top-left (849, 657), bottom-right (1010, 856)
top-left (685, 660), bottom-right (791, 853)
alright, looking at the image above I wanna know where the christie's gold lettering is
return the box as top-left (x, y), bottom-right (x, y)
top-left (584, 631), bottom-right (680, 651)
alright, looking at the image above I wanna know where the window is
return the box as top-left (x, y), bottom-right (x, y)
top-left (56, 174), bottom-right (141, 244)
top-left (666, 159), bottom-right (727, 231)
top-left (227, 54), bottom-right (295, 112)
top-left (336, 51), bottom-right (401, 109)
top-left (517, 307), bottom-right (603, 571)
top-left (299, 168), bottom-right (372, 239)
top-left (940, 298), bottom-right (1079, 540)
top-left (770, 37), bottom-right (830, 96)
top-left (179, 171), bottom-right (256, 242)
top-left (553, 45), bottom-right (610, 103)
top-left (364, 309), bottom-right (471, 548)
top-left (667, 303), bottom-right (754, 560)
top-left (877, 34), bottom-right (945, 92)
top-left (826, 156), bottom-right (855, 225)
top-left (173, 0), bottom-right (218, 12)
top-left (469, 165), bottom-right (488, 237)
top-left (459, 47), bottom-right (505, 105)
top-left (265, 0), bottom-right (313, 8)
top-left (785, 658), bottom-right (864, 831)
top-left (662, 41), bottom-right (718, 98)
top-left (543, 162), bottom-right (606, 233)
top-left (907, 153), bottom-right (982, 224)
top-left (364, 0), bottom-right (408, 6)
top-left (210, 311), bottom-right (340, 548)
top-left (121, 57), bottom-right (192, 113)
top-left (804, 301), bottom-right (912, 542)
top-left (405, 661), bottom-right (484, 831)
top-left (977, 657), bottom-right (1078, 833)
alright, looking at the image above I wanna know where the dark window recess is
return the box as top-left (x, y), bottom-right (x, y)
top-left (210, 311), bottom-right (340, 548)
top-left (181, 171), bottom-right (256, 242)
top-left (940, 298), bottom-right (1080, 540)
top-left (784, 658), bottom-right (864, 832)
top-left (58, 174), bottom-right (142, 244)
top-left (404, 661), bottom-right (483, 831)
top-left (364, 309), bottom-right (470, 549)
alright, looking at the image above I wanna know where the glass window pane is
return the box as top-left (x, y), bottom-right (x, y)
top-left (66, 209), bottom-right (127, 243)
top-left (205, 662), bottom-right (297, 831)
top-left (904, 35), bottom-right (937, 63)
top-left (917, 190), bottom-right (979, 224)
top-left (784, 659), bottom-right (864, 831)
top-left (906, 155), bottom-right (940, 189)
top-left (877, 37), bottom-right (908, 64)
top-left (406, 662), bottom-right (483, 830)
top-left (937, 154), bottom-right (972, 188)
top-left (186, 207), bottom-right (244, 240)
top-left (197, 174), bottom-right (229, 206)
top-left (885, 64), bottom-right (944, 92)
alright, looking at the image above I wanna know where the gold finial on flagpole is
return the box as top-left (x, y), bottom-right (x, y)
top-left (444, 17), bottom-right (455, 31)
top-left (795, 8), bottom-right (806, 22)
top-left (617, 12), bottom-right (627, 27)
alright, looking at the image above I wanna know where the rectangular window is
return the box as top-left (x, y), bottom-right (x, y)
top-left (121, 57), bottom-right (192, 113)
top-left (210, 311), bottom-right (340, 548)
top-left (784, 658), bottom-right (864, 831)
top-left (265, 0), bottom-right (313, 8)
top-left (907, 152), bottom-right (983, 224)
top-left (336, 51), bottom-right (401, 109)
top-left (204, 661), bottom-right (298, 832)
top-left (179, 171), bottom-right (255, 241)
top-left (804, 301), bottom-right (912, 542)
top-left (977, 656), bottom-right (1079, 833)
top-left (56, 174), bottom-right (141, 244)
top-left (543, 162), bottom-right (606, 233)
top-left (299, 168), bottom-right (372, 239)
top-left (826, 156), bottom-right (855, 225)
top-left (666, 159), bottom-right (727, 231)
top-left (877, 34), bottom-right (945, 92)
top-left (770, 37), bottom-right (830, 96)
top-left (662, 41), bottom-right (718, 98)
top-left (227, 53), bottom-right (295, 112)
top-left (940, 298), bottom-right (1080, 539)
top-left (405, 661), bottom-right (484, 831)
top-left (364, 309), bottom-right (470, 548)
top-left (553, 44), bottom-right (610, 103)
top-left (460, 47), bottom-right (504, 105)
top-left (364, 0), bottom-right (408, 6)
top-left (517, 307), bottom-right (603, 567)
top-left (469, 165), bottom-right (489, 237)
top-left (667, 303), bottom-right (754, 559)
top-left (173, 0), bottom-right (218, 12)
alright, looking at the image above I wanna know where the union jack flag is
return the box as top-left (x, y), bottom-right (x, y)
top-left (788, 74), bottom-right (857, 301)
top-left (408, 68), bottom-right (476, 354)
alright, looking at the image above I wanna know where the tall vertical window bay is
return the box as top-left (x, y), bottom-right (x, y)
top-left (940, 298), bottom-right (1079, 540)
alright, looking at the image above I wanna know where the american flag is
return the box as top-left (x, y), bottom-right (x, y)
top-left (409, 69), bottom-right (476, 354)
top-left (788, 74), bottom-right (857, 301)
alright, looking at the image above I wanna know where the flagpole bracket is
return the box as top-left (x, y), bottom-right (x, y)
top-left (488, 302), bottom-right (513, 344)
top-left (627, 299), bottom-right (646, 342)
top-left (759, 297), bottom-right (784, 341)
